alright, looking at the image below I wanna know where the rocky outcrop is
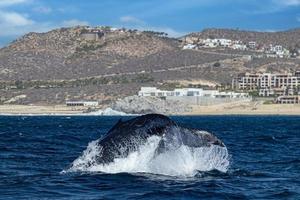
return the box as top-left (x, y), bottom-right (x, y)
top-left (111, 95), bottom-right (191, 115)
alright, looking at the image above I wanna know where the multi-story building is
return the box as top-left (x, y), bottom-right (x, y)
top-left (232, 71), bottom-right (300, 96)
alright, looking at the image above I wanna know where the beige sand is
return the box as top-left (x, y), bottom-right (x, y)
top-left (0, 102), bottom-right (299, 115)
top-left (0, 105), bottom-right (87, 115)
top-left (187, 101), bottom-right (300, 115)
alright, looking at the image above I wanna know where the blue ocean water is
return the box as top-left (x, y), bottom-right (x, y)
top-left (0, 115), bottom-right (300, 200)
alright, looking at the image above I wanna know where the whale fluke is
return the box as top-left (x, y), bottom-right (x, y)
top-left (94, 114), bottom-right (225, 165)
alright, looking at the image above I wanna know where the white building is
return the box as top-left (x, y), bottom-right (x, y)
top-left (183, 44), bottom-right (196, 50)
top-left (248, 41), bottom-right (257, 49)
top-left (110, 27), bottom-right (118, 31)
top-left (201, 38), bottom-right (232, 48)
top-left (266, 45), bottom-right (290, 58)
top-left (138, 87), bottom-right (205, 97)
top-left (217, 39), bottom-right (232, 47)
top-left (138, 87), bottom-right (248, 99)
top-left (232, 44), bottom-right (247, 50)
top-left (203, 39), bottom-right (218, 48)
top-left (269, 45), bottom-right (283, 53)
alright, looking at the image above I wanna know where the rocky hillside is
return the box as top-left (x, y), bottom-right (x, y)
top-left (184, 28), bottom-right (300, 49)
top-left (0, 26), bottom-right (178, 80)
top-left (0, 26), bottom-right (299, 105)
top-left (112, 95), bottom-right (191, 114)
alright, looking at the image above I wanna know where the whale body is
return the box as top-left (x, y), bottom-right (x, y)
top-left (93, 114), bottom-right (225, 165)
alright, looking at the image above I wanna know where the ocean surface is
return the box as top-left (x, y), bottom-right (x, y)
top-left (1, 115), bottom-right (300, 200)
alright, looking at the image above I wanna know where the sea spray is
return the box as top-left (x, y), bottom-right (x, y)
top-left (67, 136), bottom-right (229, 177)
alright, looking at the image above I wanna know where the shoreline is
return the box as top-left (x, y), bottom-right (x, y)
top-left (0, 105), bottom-right (88, 116)
top-left (185, 103), bottom-right (300, 116)
top-left (0, 104), bottom-right (300, 116)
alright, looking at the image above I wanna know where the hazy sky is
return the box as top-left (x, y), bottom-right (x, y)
top-left (0, 0), bottom-right (299, 46)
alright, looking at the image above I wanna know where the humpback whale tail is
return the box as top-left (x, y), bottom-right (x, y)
top-left (67, 114), bottom-right (229, 176)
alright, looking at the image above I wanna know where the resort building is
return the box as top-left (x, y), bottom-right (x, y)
top-left (232, 72), bottom-right (300, 96)
top-left (138, 87), bottom-right (248, 99)
top-left (138, 87), bottom-right (250, 106)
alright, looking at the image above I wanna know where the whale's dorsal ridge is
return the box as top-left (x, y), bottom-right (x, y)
top-left (123, 114), bottom-right (176, 128)
top-left (107, 118), bottom-right (123, 133)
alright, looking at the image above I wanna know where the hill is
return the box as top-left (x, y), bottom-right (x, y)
top-left (0, 26), bottom-right (179, 80)
top-left (0, 26), bottom-right (299, 105)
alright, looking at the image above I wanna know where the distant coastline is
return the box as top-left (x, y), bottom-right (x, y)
top-left (1, 104), bottom-right (300, 116)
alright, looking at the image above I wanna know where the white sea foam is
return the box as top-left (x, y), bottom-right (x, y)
top-left (87, 108), bottom-right (134, 116)
top-left (67, 136), bottom-right (229, 177)
top-left (0, 107), bottom-right (134, 116)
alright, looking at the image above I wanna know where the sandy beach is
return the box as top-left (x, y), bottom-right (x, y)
top-left (0, 102), bottom-right (300, 115)
top-left (0, 105), bottom-right (88, 115)
top-left (188, 102), bottom-right (300, 115)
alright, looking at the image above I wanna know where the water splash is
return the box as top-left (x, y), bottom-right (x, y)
top-left (66, 136), bottom-right (229, 177)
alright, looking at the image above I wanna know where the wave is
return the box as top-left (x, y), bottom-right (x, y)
top-left (65, 136), bottom-right (229, 177)
top-left (0, 108), bottom-right (134, 116)
top-left (86, 108), bottom-right (135, 116)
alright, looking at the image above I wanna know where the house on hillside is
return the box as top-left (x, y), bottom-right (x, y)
top-left (248, 41), bottom-right (257, 49)
top-left (232, 44), bottom-right (247, 50)
top-left (80, 29), bottom-right (104, 41)
top-left (217, 39), bottom-right (232, 47)
top-left (183, 44), bottom-right (196, 50)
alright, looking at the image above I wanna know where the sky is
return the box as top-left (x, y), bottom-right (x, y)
top-left (0, 0), bottom-right (299, 46)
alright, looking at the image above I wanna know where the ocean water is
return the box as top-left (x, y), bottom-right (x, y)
top-left (0, 115), bottom-right (300, 199)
